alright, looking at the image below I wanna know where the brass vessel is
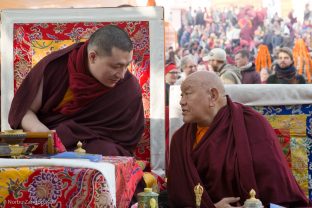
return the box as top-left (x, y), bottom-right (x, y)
top-left (0, 130), bottom-right (38, 157)
top-left (137, 188), bottom-right (159, 208)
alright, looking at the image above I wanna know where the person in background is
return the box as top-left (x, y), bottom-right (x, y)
top-left (165, 46), bottom-right (176, 65)
top-left (267, 47), bottom-right (306, 84)
top-left (9, 25), bottom-right (144, 156)
top-left (165, 63), bottom-right (180, 106)
top-left (175, 54), bottom-right (197, 85)
top-left (168, 71), bottom-right (310, 207)
top-left (234, 49), bottom-right (261, 84)
top-left (260, 68), bottom-right (270, 83)
top-left (164, 63), bottom-right (180, 175)
top-left (204, 48), bottom-right (242, 84)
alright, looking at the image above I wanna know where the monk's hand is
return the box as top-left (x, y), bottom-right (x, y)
top-left (214, 197), bottom-right (242, 208)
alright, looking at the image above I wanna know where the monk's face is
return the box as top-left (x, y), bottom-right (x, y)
top-left (180, 79), bottom-right (213, 125)
top-left (88, 47), bottom-right (133, 87)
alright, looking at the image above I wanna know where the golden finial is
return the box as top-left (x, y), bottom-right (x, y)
top-left (194, 183), bottom-right (204, 208)
top-left (74, 141), bottom-right (86, 154)
top-left (250, 189), bottom-right (256, 199)
top-left (244, 189), bottom-right (263, 208)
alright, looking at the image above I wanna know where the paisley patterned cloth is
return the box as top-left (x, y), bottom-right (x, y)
top-left (0, 157), bottom-right (143, 208)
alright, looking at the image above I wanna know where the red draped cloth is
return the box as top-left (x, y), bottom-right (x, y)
top-left (168, 96), bottom-right (309, 207)
top-left (59, 41), bottom-right (111, 115)
top-left (9, 42), bottom-right (144, 156)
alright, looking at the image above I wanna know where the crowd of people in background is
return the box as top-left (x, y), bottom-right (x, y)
top-left (164, 3), bottom-right (312, 93)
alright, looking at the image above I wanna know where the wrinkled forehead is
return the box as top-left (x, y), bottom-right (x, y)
top-left (181, 78), bottom-right (201, 91)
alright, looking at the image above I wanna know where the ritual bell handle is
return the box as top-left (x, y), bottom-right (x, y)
top-left (194, 183), bottom-right (204, 208)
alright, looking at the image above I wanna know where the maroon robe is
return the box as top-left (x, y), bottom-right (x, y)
top-left (9, 43), bottom-right (144, 156)
top-left (168, 96), bottom-right (309, 207)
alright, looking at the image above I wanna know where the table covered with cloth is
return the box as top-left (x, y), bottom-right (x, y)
top-left (0, 156), bottom-right (143, 207)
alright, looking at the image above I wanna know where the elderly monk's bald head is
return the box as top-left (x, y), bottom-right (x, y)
top-left (185, 71), bottom-right (226, 93)
top-left (180, 71), bottom-right (227, 127)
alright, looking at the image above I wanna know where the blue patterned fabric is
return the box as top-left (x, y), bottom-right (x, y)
top-left (253, 104), bottom-right (312, 199)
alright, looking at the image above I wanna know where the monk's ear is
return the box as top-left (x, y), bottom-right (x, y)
top-left (88, 50), bottom-right (97, 64)
top-left (209, 88), bottom-right (219, 107)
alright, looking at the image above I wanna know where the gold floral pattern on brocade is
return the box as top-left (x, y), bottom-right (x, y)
top-left (265, 114), bottom-right (307, 136)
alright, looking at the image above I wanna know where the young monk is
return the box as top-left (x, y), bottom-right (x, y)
top-left (9, 25), bottom-right (144, 156)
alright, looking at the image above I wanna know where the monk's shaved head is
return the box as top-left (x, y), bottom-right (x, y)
top-left (182, 71), bottom-right (225, 96)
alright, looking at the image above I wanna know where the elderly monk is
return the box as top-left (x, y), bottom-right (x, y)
top-left (9, 25), bottom-right (144, 156)
top-left (167, 71), bottom-right (309, 207)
